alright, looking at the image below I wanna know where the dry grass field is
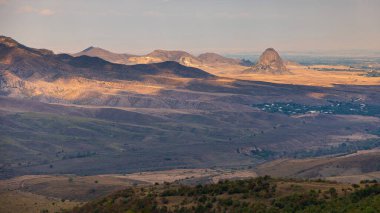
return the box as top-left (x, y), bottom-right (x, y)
top-left (222, 66), bottom-right (380, 87)
top-left (122, 168), bottom-right (257, 184)
top-left (256, 149), bottom-right (380, 182)
top-left (0, 168), bottom-right (258, 213)
top-left (0, 175), bottom-right (135, 213)
top-left (0, 190), bottom-right (79, 213)
top-left (0, 168), bottom-right (363, 213)
top-left (326, 171), bottom-right (380, 183)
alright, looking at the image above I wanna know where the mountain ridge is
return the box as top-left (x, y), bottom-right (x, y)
top-left (0, 36), bottom-right (214, 81)
top-left (73, 46), bottom-right (136, 65)
top-left (73, 47), bottom-right (247, 69)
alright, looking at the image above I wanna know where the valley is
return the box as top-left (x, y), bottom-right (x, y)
top-left (1, 36), bottom-right (380, 212)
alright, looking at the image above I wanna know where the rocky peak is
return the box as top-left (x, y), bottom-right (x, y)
top-left (0, 35), bottom-right (54, 56)
top-left (83, 46), bottom-right (96, 52)
top-left (0, 36), bottom-right (19, 48)
top-left (259, 48), bottom-right (282, 65)
top-left (245, 48), bottom-right (289, 74)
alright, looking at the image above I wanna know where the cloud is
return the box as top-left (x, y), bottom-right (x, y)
top-left (18, 6), bottom-right (55, 16)
top-left (39, 9), bottom-right (55, 16)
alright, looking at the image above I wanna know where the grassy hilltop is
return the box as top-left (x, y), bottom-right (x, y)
top-left (71, 176), bottom-right (380, 213)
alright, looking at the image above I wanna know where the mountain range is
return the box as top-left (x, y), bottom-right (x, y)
top-left (0, 36), bottom-right (213, 82)
top-left (73, 47), bottom-right (243, 65)
top-left (73, 46), bottom-right (248, 74)
top-left (72, 46), bottom-right (299, 76)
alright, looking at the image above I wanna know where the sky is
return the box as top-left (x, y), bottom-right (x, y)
top-left (1, 0), bottom-right (380, 55)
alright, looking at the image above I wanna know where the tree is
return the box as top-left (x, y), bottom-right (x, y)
top-left (329, 187), bottom-right (337, 198)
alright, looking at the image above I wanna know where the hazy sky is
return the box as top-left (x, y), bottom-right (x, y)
top-left (1, 0), bottom-right (379, 54)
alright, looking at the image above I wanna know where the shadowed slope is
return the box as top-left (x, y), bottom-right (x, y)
top-left (0, 36), bottom-right (214, 81)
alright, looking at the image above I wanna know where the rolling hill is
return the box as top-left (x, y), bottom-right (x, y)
top-left (71, 176), bottom-right (380, 213)
top-left (73, 47), bottom-right (248, 75)
top-left (72, 46), bottom-right (136, 65)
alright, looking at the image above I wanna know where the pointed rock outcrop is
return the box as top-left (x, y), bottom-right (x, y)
top-left (245, 48), bottom-right (290, 74)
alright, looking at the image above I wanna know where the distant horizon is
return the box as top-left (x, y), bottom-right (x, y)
top-left (4, 34), bottom-right (380, 59)
top-left (1, 0), bottom-right (380, 55)
top-left (74, 45), bottom-right (380, 56)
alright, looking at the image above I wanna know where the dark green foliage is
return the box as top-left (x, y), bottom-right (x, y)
top-left (273, 192), bottom-right (323, 212)
top-left (360, 179), bottom-right (378, 184)
top-left (160, 176), bottom-right (274, 198)
top-left (302, 183), bottom-right (380, 212)
top-left (71, 188), bottom-right (158, 213)
top-left (70, 178), bottom-right (380, 213)
top-left (253, 101), bottom-right (380, 117)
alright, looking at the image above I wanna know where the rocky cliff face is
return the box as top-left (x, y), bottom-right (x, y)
top-left (245, 48), bottom-right (290, 74)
